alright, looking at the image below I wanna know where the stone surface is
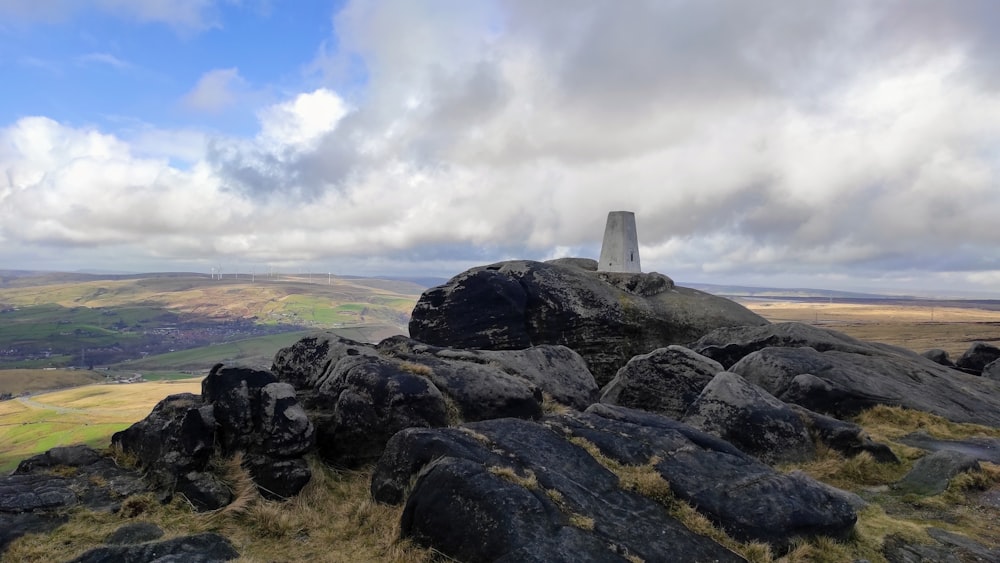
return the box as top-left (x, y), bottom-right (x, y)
top-left (790, 405), bottom-right (898, 463)
top-left (374, 405), bottom-right (856, 558)
top-left (599, 345), bottom-right (721, 419)
top-left (67, 532), bottom-right (238, 563)
top-left (883, 533), bottom-right (962, 563)
top-left (956, 341), bottom-right (1000, 375)
top-left (727, 340), bottom-right (1000, 426)
top-left (692, 322), bottom-right (892, 369)
top-left (983, 357), bottom-right (1000, 381)
top-left (1, 446), bottom-right (148, 555)
top-left (893, 450), bottom-right (981, 496)
top-left (113, 365), bottom-right (315, 506)
top-left (921, 348), bottom-right (955, 368)
top-left (898, 432), bottom-right (1000, 464)
top-left (274, 333), bottom-right (595, 467)
top-left (408, 259), bottom-right (768, 385)
top-left (681, 371), bottom-right (815, 464)
top-left (104, 522), bottom-right (164, 545)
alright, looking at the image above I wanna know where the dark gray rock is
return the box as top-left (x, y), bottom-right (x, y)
top-left (374, 406), bottom-right (856, 557)
top-left (729, 345), bottom-right (1000, 426)
top-left (113, 366), bottom-right (315, 505)
top-left (898, 432), bottom-right (1000, 464)
top-left (380, 336), bottom-right (598, 410)
top-left (893, 450), bottom-right (981, 496)
top-left (956, 341), bottom-right (1000, 375)
top-left (381, 418), bottom-right (744, 563)
top-left (271, 332), bottom-right (377, 391)
top-left (926, 527), bottom-right (1000, 561)
top-left (105, 522), bottom-right (164, 545)
top-left (883, 533), bottom-right (962, 563)
top-left (921, 348), bottom-right (955, 368)
top-left (409, 259), bottom-right (768, 386)
top-left (790, 405), bottom-right (898, 463)
top-left (692, 322), bottom-right (891, 369)
top-left (1, 446), bottom-right (148, 555)
top-left (276, 333), bottom-right (592, 467)
top-left (67, 532), bottom-right (238, 563)
top-left (599, 345), bottom-right (721, 419)
top-left (681, 371), bottom-right (815, 464)
top-left (983, 357), bottom-right (1000, 381)
top-left (580, 404), bottom-right (856, 548)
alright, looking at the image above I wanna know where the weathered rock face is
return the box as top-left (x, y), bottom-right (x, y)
top-left (956, 341), bottom-right (1000, 375)
top-left (984, 358), bottom-right (1000, 380)
top-left (893, 450), bottom-right (981, 496)
top-left (273, 333), bottom-right (596, 467)
top-left (1, 446), bottom-right (148, 554)
top-left (599, 345), bottom-right (722, 419)
top-left (373, 406), bottom-right (856, 560)
top-left (922, 348), bottom-right (956, 368)
top-left (730, 346), bottom-right (1000, 426)
top-left (409, 259), bottom-right (768, 385)
top-left (68, 532), bottom-right (238, 563)
top-left (681, 372), bottom-right (815, 464)
top-left (790, 405), bottom-right (898, 463)
top-left (688, 322), bottom-right (1000, 426)
top-left (112, 366), bottom-right (315, 507)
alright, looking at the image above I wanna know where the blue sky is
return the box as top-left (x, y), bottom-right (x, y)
top-left (1, 1), bottom-right (1000, 296)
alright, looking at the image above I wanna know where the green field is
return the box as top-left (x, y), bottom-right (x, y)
top-left (118, 331), bottom-right (314, 371)
top-left (0, 379), bottom-right (203, 473)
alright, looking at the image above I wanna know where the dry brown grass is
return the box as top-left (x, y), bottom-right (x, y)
top-left (856, 405), bottom-right (1000, 442)
top-left (743, 299), bottom-right (1000, 357)
top-left (5, 456), bottom-right (436, 563)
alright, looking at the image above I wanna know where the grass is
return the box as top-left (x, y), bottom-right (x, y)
top-left (744, 300), bottom-right (1000, 358)
top-left (0, 369), bottom-right (105, 395)
top-left (5, 457), bottom-right (436, 563)
top-left (0, 380), bottom-right (202, 473)
top-left (118, 331), bottom-right (313, 371)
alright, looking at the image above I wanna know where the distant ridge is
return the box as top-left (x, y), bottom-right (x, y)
top-left (682, 282), bottom-right (891, 300)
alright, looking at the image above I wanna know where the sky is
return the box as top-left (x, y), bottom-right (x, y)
top-left (2, 1), bottom-right (1000, 296)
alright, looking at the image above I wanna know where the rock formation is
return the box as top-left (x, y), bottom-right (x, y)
top-left (271, 332), bottom-right (597, 467)
top-left (409, 259), bottom-right (768, 385)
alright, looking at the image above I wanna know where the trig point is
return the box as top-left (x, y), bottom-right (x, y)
top-left (598, 211), bottom-right (641, 273)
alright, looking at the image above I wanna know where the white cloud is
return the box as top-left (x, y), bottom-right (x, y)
top-left (257, 89), bottom-right (349, 148)
top-left (77, 52), bottom-right (132, 70)
top-left (182, 68), bottom-right (247, 113)
top-left (3, 1), bottom-right (1000, 294)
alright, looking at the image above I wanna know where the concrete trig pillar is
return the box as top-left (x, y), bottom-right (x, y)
top-left (598, 211), bottom-right (641, 273)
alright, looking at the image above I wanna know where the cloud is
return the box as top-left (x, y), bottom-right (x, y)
top-left (3, 1), bottom-right (1000, 293)
top-left (77, 52), bottom-right (132, 70)
top-left (0, 0), bottom-right (226, 31)
top-left (181, 68), bottom-right (247, 113)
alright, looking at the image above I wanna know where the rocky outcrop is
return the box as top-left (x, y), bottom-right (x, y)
top-left (892, 450), bottom-right (981, 496)
top-left (688, 322), bottom-right (1000, 426)
top-left (956, 341), bottom-right (1000, 375)
top-left (922, 348), bottom-right (955, 368)
top-left (984, 358), bottom-right (1000, 380)
top-left (790, 405), bottom-right (898, 463)
top-left (1, 446), bottom-right (148, 554)
top-left (112, 366), bottom-right (314, 507)
top-left (273, 333), bottom-right (596, 467)
top-left (68, 532), bottom-right (238, 563)
top-left (599, 345), bottom-right (722, 419)
top-left (681, 371), bottom-right (815, 464)
top-left (730, 345), bottom-right (1000, 425)
top-left (373, 406), bottom-right (856, 560)
top-left (408, 259), bottom-right (768, 385)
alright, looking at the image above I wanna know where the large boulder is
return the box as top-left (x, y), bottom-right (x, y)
top-left (599, 345), bottom-right (722, 419)
top-left (681, 372), bottom-right (815, 464)
top-left (956, 341), bottom-right (1000, 375)
top-left (373, 406), bottom-right (856, 559)
top-left (112, 366), bottom-right (315, 506)
top-left (274, 333), bottom-right (596, 467)
top-left (409, 259), bottom-right (768, 385)
top-left (729, 345), bottom-right (1000, 426)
